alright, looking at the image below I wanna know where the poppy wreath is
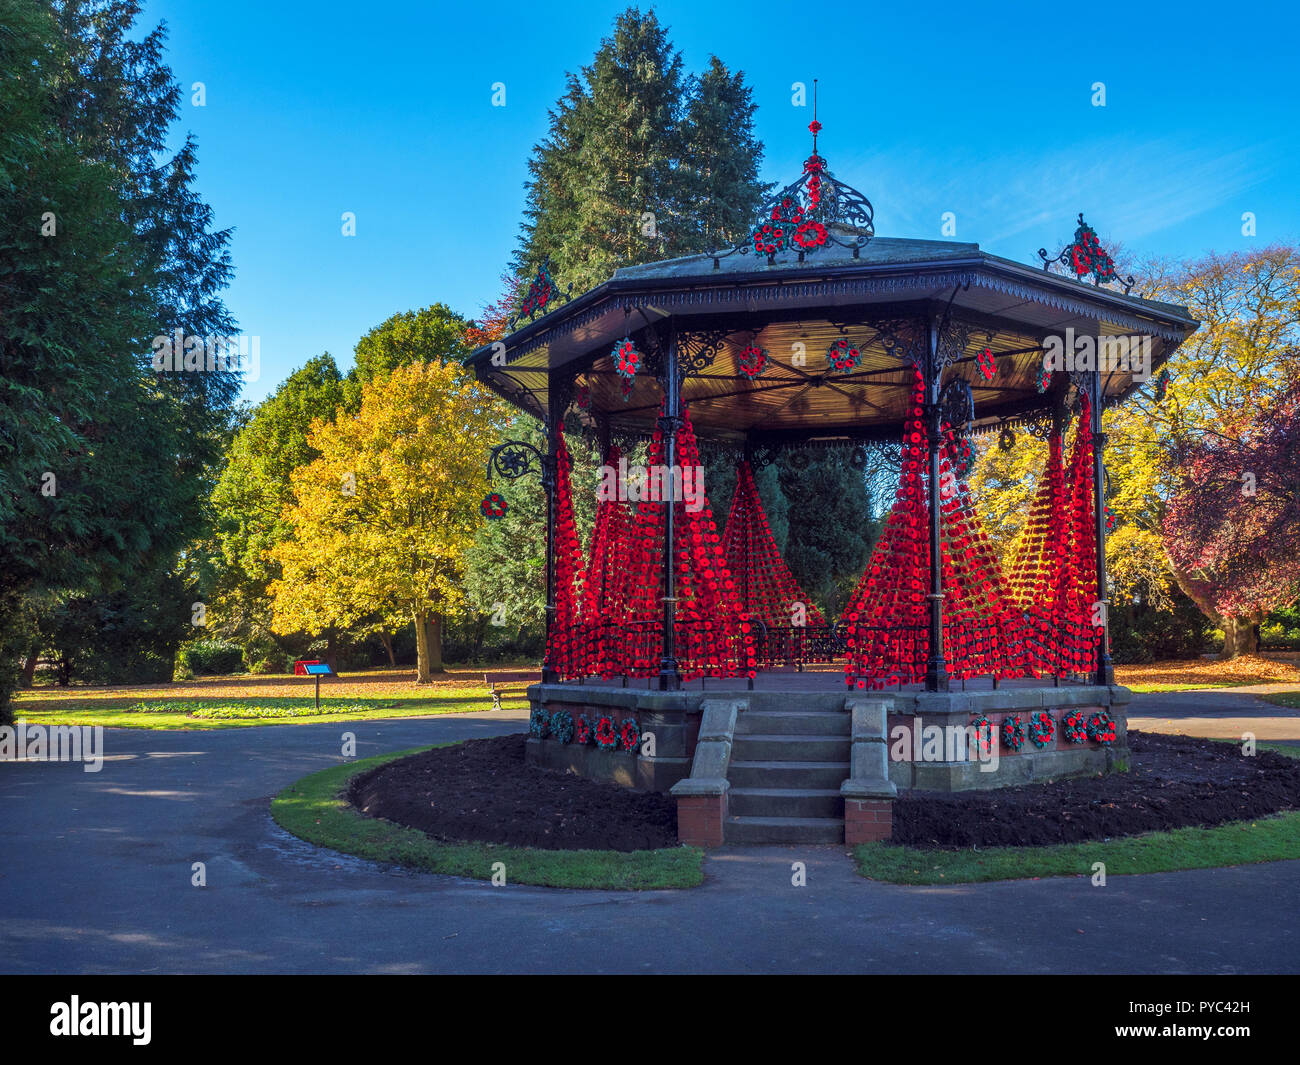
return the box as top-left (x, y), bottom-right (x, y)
top-left (976, 346), bottom-right (998, 381)
top-left (1086, 710), bottom-right (1117, 744)
top-left (619, 717), bottom-right (641, 753)
top-left (969, 714), bottom-right (994, 755)
top-left (528, 706), bottom-right (550, 739)
top-left (793, 220), bottom-right (828, 249)
top-left (594, 713), bottom-right (619, 751)
top-left (549, 709), bottom-right (575, 745)
top-left (1027, 710), bottom-right (1056, 748)
top-left (574, 714), bottom-right (593, 746)
top-left (737, 344), bottom-right (768, 379)
top-left (752, 222), bottom-right (787, 256)
top-left (1105, 506), bottom-right (1118, 532)
top-left (480, 492), bottom-right (508, 520)
top-left (1001, 714), bottom-right (1026, 751)
top-left (1061, 709), bottom-right (1088, 744)
top-left (1154, 369), bottom-right (1170, 403)
top-left (1036, 363), bottom-right (1053, 393)
top-left (826, 337), bottom-right (862, 373)
top-left (612, 338), bottom-right (640, 380)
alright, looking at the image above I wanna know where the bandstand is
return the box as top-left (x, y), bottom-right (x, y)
top-left (467, 120), bottom-right (1199, 845)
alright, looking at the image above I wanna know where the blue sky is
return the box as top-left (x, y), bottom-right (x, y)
top-left (143, 0), bottom-right (1299, 404)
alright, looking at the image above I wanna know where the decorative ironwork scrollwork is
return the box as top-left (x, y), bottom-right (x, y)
top-left (939, 378), bottom-right (974, 432)
top-left (508, 257), bottom-right (573, 330)
top-left (708, 107), bottom-right (873, 268)
top-left (675, 330), bottom-right (731, 377)
top-left (486, 440), bottom-right (545, 483)
top-left (1038, 213), bottom-right (1135, 295)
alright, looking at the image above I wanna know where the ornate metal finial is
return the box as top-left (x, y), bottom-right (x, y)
top-left (710, 96), bottom-right (874, 269)
top-left (508, 257), bottom-right (574, 330)
top-left (1038, 214), bottom-right (1135, 295)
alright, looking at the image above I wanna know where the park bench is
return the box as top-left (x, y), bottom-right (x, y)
top-left (484, 669), bottom-right (540, 711)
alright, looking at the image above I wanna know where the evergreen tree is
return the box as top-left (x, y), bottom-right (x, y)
top-left (515, 8), bottom-right (766, 294)
top-left (681, 57), bottom-right (769, 252)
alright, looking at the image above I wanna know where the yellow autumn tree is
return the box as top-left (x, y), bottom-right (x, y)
top-left (969, 245), bottom-right (1300, 653)
top-left (268, 360), bottom-right (507, 681)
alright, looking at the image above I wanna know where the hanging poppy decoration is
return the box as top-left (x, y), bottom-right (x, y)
top-left (574, 714), bottom-right (593, 746)
top-left (619, 717), bottom-right (641, 753)
top-left (998, 426), bottom-right (1016, 452)
top-left (826, 337), bottom-right (862, 373)
top-left (480, 492), bottom-right (509, 520)
top-left (1105, 506), bottom-right (1118, 532)
top-left (738, 344), bottom-right (768, 379)
top-left (1036, 361), bottom-right (1053, 394)
top-left (1154, 369), bottom-right (1170, 403)
top-left (612, 338), bottom-right (641, 380)
top-left (976, 346), bottom-right (998, 381)
top-left (576, 384), bottom-right (590, 409)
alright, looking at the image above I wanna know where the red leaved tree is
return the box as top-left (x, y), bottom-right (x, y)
top-left (1163, 369), bottom-right (1300, 656)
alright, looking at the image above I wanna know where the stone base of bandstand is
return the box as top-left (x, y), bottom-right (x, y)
top-left (525, 679), bottom-right (1131, 845)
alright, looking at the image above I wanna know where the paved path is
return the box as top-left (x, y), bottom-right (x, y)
top-left (1128, 686), bottom-right (1300, 744)
top-left (1, 700), bottom-right (1298, 974)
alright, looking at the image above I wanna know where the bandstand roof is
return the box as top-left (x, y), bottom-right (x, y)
top-left (468, 137), bottom-right (1199, 447)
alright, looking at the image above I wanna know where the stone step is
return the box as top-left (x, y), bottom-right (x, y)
top-left (728, 787), bottom-right (844, 819)
top-left (735, 710), bottom-right (850, 737)
top-left (731, 734), bottom-right (851, 762)
top-left (724, 816), bottom-right (845, 845)
top-left (728, 760), bottom-right (850, 790)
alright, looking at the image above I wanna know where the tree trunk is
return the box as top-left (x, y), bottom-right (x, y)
top-left (1220, 616), bottom-right (1259, 659)
top-left (429, 613), bottom-right (443, 673)
top-left (19, 647), bottom-right (38, 687)
top-left (324, 628), bottom-right (338, 673)
top-left (379, 630), bottom-right (396, 667)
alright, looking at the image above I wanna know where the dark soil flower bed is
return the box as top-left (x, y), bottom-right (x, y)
top-left (894, 731), bottom-right (1300, 848)
top-left (348, 734), bottom-right (678, 852)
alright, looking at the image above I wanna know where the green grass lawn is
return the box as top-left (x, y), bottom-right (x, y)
top-left (856, 742), bottom-right (1300, 884)
top-left (271, 745), bottom-right (704, 890)
top-left (1124, 682), bottom-right (1242, 693)
top-left (1264, 692), bottom-right (1300, 709)
top-left (12, 690), bottom-right (527, 729)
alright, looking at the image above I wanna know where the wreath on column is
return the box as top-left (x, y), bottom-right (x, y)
top-left (619, 718), bottom-right (641, 753)
top-left (970, 714), bottom-right (994, 756)
top-left (549, 709), bottom-right (575, 745)
top-left (1086, 710), bottom-right (1117, 744)
top-left (1061, 710), bottom-right (1088, 744)
top-left (574, 714), bottom-right (593, 746)
top-left (529, 706), bottom-right (551, 738)
top-left (594, 713), bottom-right (619, 751)
top-left (1027, 710), bottom-right (1056, 748)
top-left (1001, 714), bottom-right (1026, 751)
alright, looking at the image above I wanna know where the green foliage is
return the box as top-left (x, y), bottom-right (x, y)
top-left (176, 638), bottom-right (245, 677)
top-left (1108, 588), bottom-right (1213, 664)
top-left (515, 7), bottom-right (766, 295)
top-left (352, 304), bottom-right (470, 383)
top-left (0, 1), bottom-right (237, 718)
top-left (778, 453), bottom-right (878, 617)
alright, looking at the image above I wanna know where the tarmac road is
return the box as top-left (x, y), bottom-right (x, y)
top-left (1, 700), bottom-right (1297, 974)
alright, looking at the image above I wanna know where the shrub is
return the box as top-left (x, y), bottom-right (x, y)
top-left (177, 638), bottom-right (245, 676)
